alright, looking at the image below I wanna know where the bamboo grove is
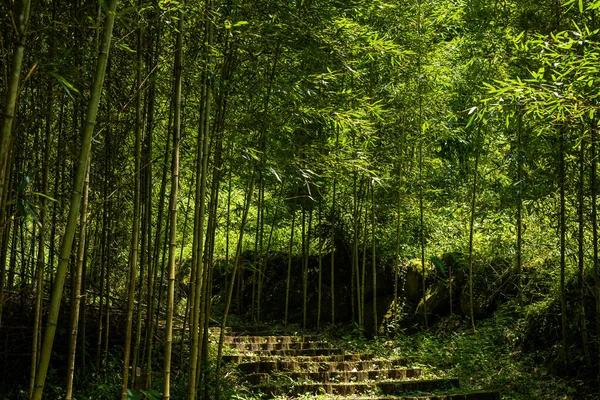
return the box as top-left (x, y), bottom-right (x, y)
top-left (3, 0), bottom-right (600, 398)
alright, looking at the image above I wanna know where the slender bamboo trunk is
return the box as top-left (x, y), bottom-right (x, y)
top-left (331, 178), bottom-right (336, 324)
top-left (121, 8), bottom-right (145, 396)
top-left (578, 133), bottom-right (591, 367)
top-left (155, 215), bottom-right (170, 336)
top-left (31, 1), bottom-right (118, 397)
top-left (82, 218), bottom-right (100, 379)
top-left (102, 103), bottom-right (114, 371)
top-left (304, 208), bottom-right (312, 328)
top-left (0, 136), bottom-right (15, 329)
top-left (285, 205), bottom-right (296, 325)
top-left (103, 220), bottom-right (111, 368)
top-left (372, 182), bottom-right (377, 333)
top-left (144, 81), bottom-right (166, 384)
top-left (559, 128), bottom-right (568, 368)
top-left (264, 181), bottom-right (284, 256)
top-left (251, 190), bottom-right (260, 321)
top-left (95, 173), bottom-right (108, 372)
top-left (149, 85), bottom-right (173, 362)
top-left (188, 1), bottom-right (213, 395)
top-left (302, 207), bottom-right (307, 328)
top-left (215, 174), bottom-right (255, 400)
top-left (417, 0), bottom-right (427, 329)
top-left (361, 196), bottom-right (367, 329)
top-left (162, 5), bottom-right (184, 398)
top-left (0, 0), bottom-right (32, 222)
top-left (198, 146), bottom-right (222, 393)
top-left (468, 140), bottom-right (479, 333)
top-left (592, 116), bottom-right (600, 378)
top-left (516, 110), bottom-right (523, 292)
top-left (317, 202), bottom-right (323, 328)
top-left (199, 72), bottom-right (232, 385)
top-left (66, 161), bottom-right (90, 400)
top-left (256, 177), bottom-right (265, 323)
top-left (29, 81), bottom-right (52, 398)
top-left (352, 173), bottom-right (361, 326)
top-left (47, 96), bottom-right (65, 295)
top-left (141, 26), bottom-right (159, 383)
top-left (395, 178), bottom-right (401, 322)
top-left (177, 174), bottom-right (194, 365)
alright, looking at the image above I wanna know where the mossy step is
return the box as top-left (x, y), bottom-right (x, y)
top-left (253, 378), bottom-right (459, 398)
top-left (207, 326), bottom-right (232, 335)
top-left (243, 368), bottom-right (423, 384)
top-left (228, 326), bottom-right (308, 335)
top-left (223, 353), bottom-right (376, 364)
top-left (342, 392), bottom-right (500, 400)
top-left (229, 348), bottom-right (344, 357)
top-left (223, 335), bottom-right (323, 344)
top-left (238, 359), bottom-right (408, 373)
top-left (226, 341), bottom-right (332, 351)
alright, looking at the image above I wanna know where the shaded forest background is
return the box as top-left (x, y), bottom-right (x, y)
top-left (2, 0), bottom-right (600, 398)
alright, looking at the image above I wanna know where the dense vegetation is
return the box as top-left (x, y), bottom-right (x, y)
top-left (2, 0), bottom-right (600, 398)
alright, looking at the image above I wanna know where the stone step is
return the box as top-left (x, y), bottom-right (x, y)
top-left (253, 378), bottom-right (459, 398)
top-left (226, 341), bottom-right (332, 351)
top-left (228, 326), bottom-right (302, 336)
top-left (223, 335), bottom-right (323, 344)
top-left (238, 359), bottom-right (409, 373)
top-left (223, 353), bottom-right (376, 364)
top-left (243, 367), bottom-right (423, 384)
top-left (207, 326), bottom-right (232, 335)
top-left (227, 348), bottom-right (344, 357)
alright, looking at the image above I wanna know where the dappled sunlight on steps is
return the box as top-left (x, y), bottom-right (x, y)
top-left (215, 327), bottom-right (500, 399)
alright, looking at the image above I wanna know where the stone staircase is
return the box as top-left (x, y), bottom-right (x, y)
top-left (215, 327), bottom-right (501, 399)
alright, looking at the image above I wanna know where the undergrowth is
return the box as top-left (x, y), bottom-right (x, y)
top-left (326, 304), bottom-right (599, 400)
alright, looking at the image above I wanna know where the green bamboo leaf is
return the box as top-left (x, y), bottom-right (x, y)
top-left (117, 42), bottom-right (136, 53)
top-left (98, 0), bottom-right (110, 14)
top-left (269, 167), bottom-right (282, 183)
top-left (18, 174), bottom-right (33, 191)
top-left (48, 71), bottom-right (80, 100)
top-left (31, 192), bottom-right (58, 202)
top-left (430, 256), bottom-right (447, 276)
top-left (140, 389), bottom-right (162, 400)
top-left (118, 6), bottom-right (137, 17)
top-left (126, 389), bottom-right (141, 400)
top-left (466, 112), bottom-right (477, 128)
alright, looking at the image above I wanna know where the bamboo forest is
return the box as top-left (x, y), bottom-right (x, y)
top-left (5, 0), bottom-right (600, 399)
